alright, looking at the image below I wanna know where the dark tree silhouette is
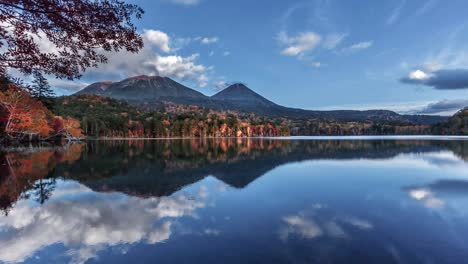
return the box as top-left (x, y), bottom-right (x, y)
top-left (32, 178), bottom-right (56, 205)
top-left (30, 72), bottom-right (54, 98)
top-left (29, 71), bottom-right (55, 108)
top-left (0, 0), bottom-right (144, 79)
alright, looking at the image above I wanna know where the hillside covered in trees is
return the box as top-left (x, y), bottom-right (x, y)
top-left (52, 94), bottom-right (290, 138)
top-left (0, 77), bottom-right (82, 142)
top-left (432, 108), bottom-right (468, 135)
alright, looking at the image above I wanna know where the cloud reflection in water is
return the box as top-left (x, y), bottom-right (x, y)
top-left (0, 180), bottom-right (208, 263)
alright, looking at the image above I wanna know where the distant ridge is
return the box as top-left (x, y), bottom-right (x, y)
top-left (74, 76), bottom-right (448, 125)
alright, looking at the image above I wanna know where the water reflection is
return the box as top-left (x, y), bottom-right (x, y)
top-left (0, 138), bottom-right (467, 263)
top-left (405, 179), bottom-right (468, 210)
top-left (279, 208), bottom-right (374, 241)
top-left (0, 180), bottom-right (207, 263)
top-left (2, 139), bottom-right (467, 212)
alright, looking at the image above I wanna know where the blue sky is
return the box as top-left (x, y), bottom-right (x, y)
top-left (54, 0), bottom-right (468, 115)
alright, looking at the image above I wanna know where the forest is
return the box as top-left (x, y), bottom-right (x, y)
top-left (0, 75), bottom-right (290, 142)
top-left (53, 94), bottom-right (290, 138)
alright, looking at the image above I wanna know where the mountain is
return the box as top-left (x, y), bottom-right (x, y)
top-left (212, 83), bottom-right (277, 107)
top-left (77, 75), bottom-right (207, 103)
top-left (74, 76), bottom-right (448, 125)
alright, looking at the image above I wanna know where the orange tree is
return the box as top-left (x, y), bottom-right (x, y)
top-left (0, 84), bottom-right (51, 139)
top-left (53, 116), bottom-right (83, 139)
top-left (0, 82), bottom-right (83, 140)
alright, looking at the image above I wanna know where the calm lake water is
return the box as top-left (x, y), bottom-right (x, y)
top-left (1, 137), bottom-right (468, 264)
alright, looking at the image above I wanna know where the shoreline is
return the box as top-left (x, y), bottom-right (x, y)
top-left (90, 135), bottom-right (468, 140)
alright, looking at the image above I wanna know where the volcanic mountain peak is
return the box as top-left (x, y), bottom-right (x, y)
top-left (76, 75), bottom-right (206, 101)
top-left (212, 83), bottom-right (277, 107)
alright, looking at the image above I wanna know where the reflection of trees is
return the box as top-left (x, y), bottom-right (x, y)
top-left (30, 178), bottom-right (57, 205)
top-left (49, 139), bottom-right (468, 197)
top-left (0, 139), bottom-right (467, 212)
top-left (0, 143), bottom-right (84, 214)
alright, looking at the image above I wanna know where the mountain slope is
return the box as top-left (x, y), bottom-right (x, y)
top-left (212, 83), bottom-right (277, 107)
top-left (76, 75), bottom-right (207, 102)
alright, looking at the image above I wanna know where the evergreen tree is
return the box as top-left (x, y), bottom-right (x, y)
top-left (31, 72), bottom-right (54, 98)
top-left (30, 72), bottom-right (55, 109)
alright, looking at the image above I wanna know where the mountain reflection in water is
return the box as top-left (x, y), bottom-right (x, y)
top-left (0, 138), bottom-right (468, 264)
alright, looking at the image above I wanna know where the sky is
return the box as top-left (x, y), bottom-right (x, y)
top-left (51, 0), bottom-right (468, 115)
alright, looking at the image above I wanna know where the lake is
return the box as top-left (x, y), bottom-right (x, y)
top-left (1, 137), bottom-right (468, 263)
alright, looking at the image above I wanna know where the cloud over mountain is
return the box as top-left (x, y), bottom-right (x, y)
top-left (51, 29), bottom-right (213, 89)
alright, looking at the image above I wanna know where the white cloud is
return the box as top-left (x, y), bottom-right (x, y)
top-left (323, 33), bottom-right (347, 50)
top-left (142, 30), bottom-right (171, 53)
top-left (415, 0), bottom-right (439, 16)
top-left (278, 31), bottom-right (322, 57)
top-left (342, 41), bottom-right (373, 53)
top-left (66, 29), bottom-right (213, 89)
top-left (401, 68), bottom-right (468, 90)
top-left (200, 37), bottom-right (219, 44)
top-left (214, 80), bottom-right (228, 90)
top-left (407, 69), bottom-right (430, 81)
top-left (222, 51), bottom-right (231, 56)
top-left (386, 0), bottom-right (407, 25)
top-left (312, 62), bottom-right (322, 68)
top-left (146, 53), bottom-right (209, 87)
top-left (162, 0), bottom-right (200, 6)
top-left (172, 36), bottom-right (222, 50)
